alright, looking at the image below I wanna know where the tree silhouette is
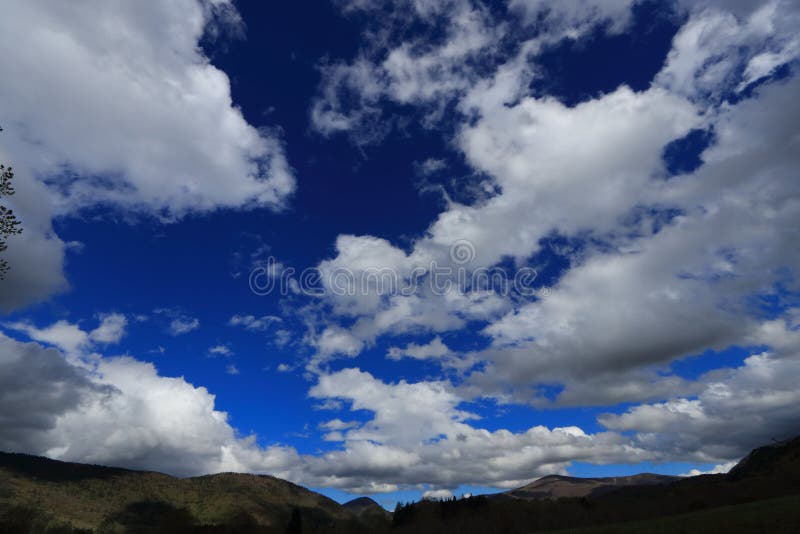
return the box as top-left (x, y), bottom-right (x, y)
top-left (0, 126), bottom-right (23, 279)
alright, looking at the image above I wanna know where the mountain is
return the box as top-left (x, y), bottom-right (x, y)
top-left (342, 497), bottom-right (392, 530)
top-left (503, 473), bottom-right (678, 500)
top-left (728, 436), bottom-right (800, 481)
top-left (342, 497), bottom-right (388, 516)
top-left (0, 452), bottom-right (367, 533)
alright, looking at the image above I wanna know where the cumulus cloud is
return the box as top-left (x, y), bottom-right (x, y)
top-left (599, 344), bottom-right (800, 463)
top-left (0, 0), bottom-right (296, 312)
top-left (387, 336), bottom-right (452, 361)
top-left (89, 313), bottom-right (128, 344)
top-left (312, 326), bottom-right (365, 363)
top-left (0, 0), bottom-right (295, 219)
top-left (0, 333), bottom-right (110, 453)
top-left (0, 330), bottom-right (293, 476)
top-left (302, 368), bottom-right (646, 491)
top-left (463, 74), bottom-right (800, 405)
top-left (5, 314), bottom-right (127, 355)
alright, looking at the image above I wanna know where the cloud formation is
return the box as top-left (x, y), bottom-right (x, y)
top-left (0, 0), bottom-right (296, 311)
top-left (0, 0), bottom-right (295, 218)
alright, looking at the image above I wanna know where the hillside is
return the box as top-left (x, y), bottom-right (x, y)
top-left (0, 452), bottom-right (366, 533)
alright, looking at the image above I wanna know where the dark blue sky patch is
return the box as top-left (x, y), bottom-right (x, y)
top-left (662, 128), bottom-right (715, 176)
top-left (531, 1), bottom-right (681, 106)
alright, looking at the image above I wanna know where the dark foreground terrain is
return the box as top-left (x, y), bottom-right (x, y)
top-left (2, 435), bottom-right (799, 533)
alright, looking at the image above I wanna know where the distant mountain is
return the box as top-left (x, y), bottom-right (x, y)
top-left (503, 472), bottom-right (678, 500)
top-left (342, 497), bottom-right (387, 516)
top-left (343, 497), bottom-right (392, 530)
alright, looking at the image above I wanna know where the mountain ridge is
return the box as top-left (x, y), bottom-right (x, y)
top-left (504, 472), bottom-right (679, 500)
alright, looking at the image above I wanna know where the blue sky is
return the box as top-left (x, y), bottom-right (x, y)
top-left (1, 0), bottom-right (799, 509)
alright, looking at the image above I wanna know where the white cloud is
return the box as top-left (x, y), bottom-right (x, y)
top-left (423, 489), bottom-right (454, 500)
top-left (228, 314), bottom-right (282, 331)
top-left (656, 1), bottom-right (800, 99)
top-left (5, 320), bottom-right (89, 355)
top-left (0, 0), bottom-right (295, 219)
top-left (303, 84), bottom-right (699, 371)
top-left (311, 0), bottom-right (504, 142)
top-left (312, 326), bottom-right (365, 367)
top-left (169, 316), bottom-right (200, 336)
top-left (387, 336), bottom-right (451, 361)
top-left (225, 363), bottom-right (240, 375)
top-left (319, 419), bottom-right (360, 431)
top-left (304, 368), bottom-right (648, 490)
top-left (4, 314), bottom-right (126, 355)
top-left (681, 461), bottom-right (737, 477)
top-left (0, 330), bottom-right (297, 477)
top-left (89, 313), bottom-right (128, 344)
top-left (599, 338), bottom-right (800, 463)
top-left (0, 330), bottom-right (628, 490)
top-left (466, 69), bottom-right (800, 404)
top-left (209, 345), bottom-right (233, 357)
top-left (0, 0), bottom-right (297, 313)
top-left (509, 0), bottom-right (636, 37)
top-left (313, 0), bottom-right (645, 144)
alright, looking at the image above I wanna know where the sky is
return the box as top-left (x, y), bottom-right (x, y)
top-left (0, 0), bottom-right (799, 509)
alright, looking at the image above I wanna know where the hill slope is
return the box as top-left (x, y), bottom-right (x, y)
top-left (0, 452), bottom-right (364, 533)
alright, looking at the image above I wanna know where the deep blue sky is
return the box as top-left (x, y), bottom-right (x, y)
top-left (32, 1), bottom-right (681, 445)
